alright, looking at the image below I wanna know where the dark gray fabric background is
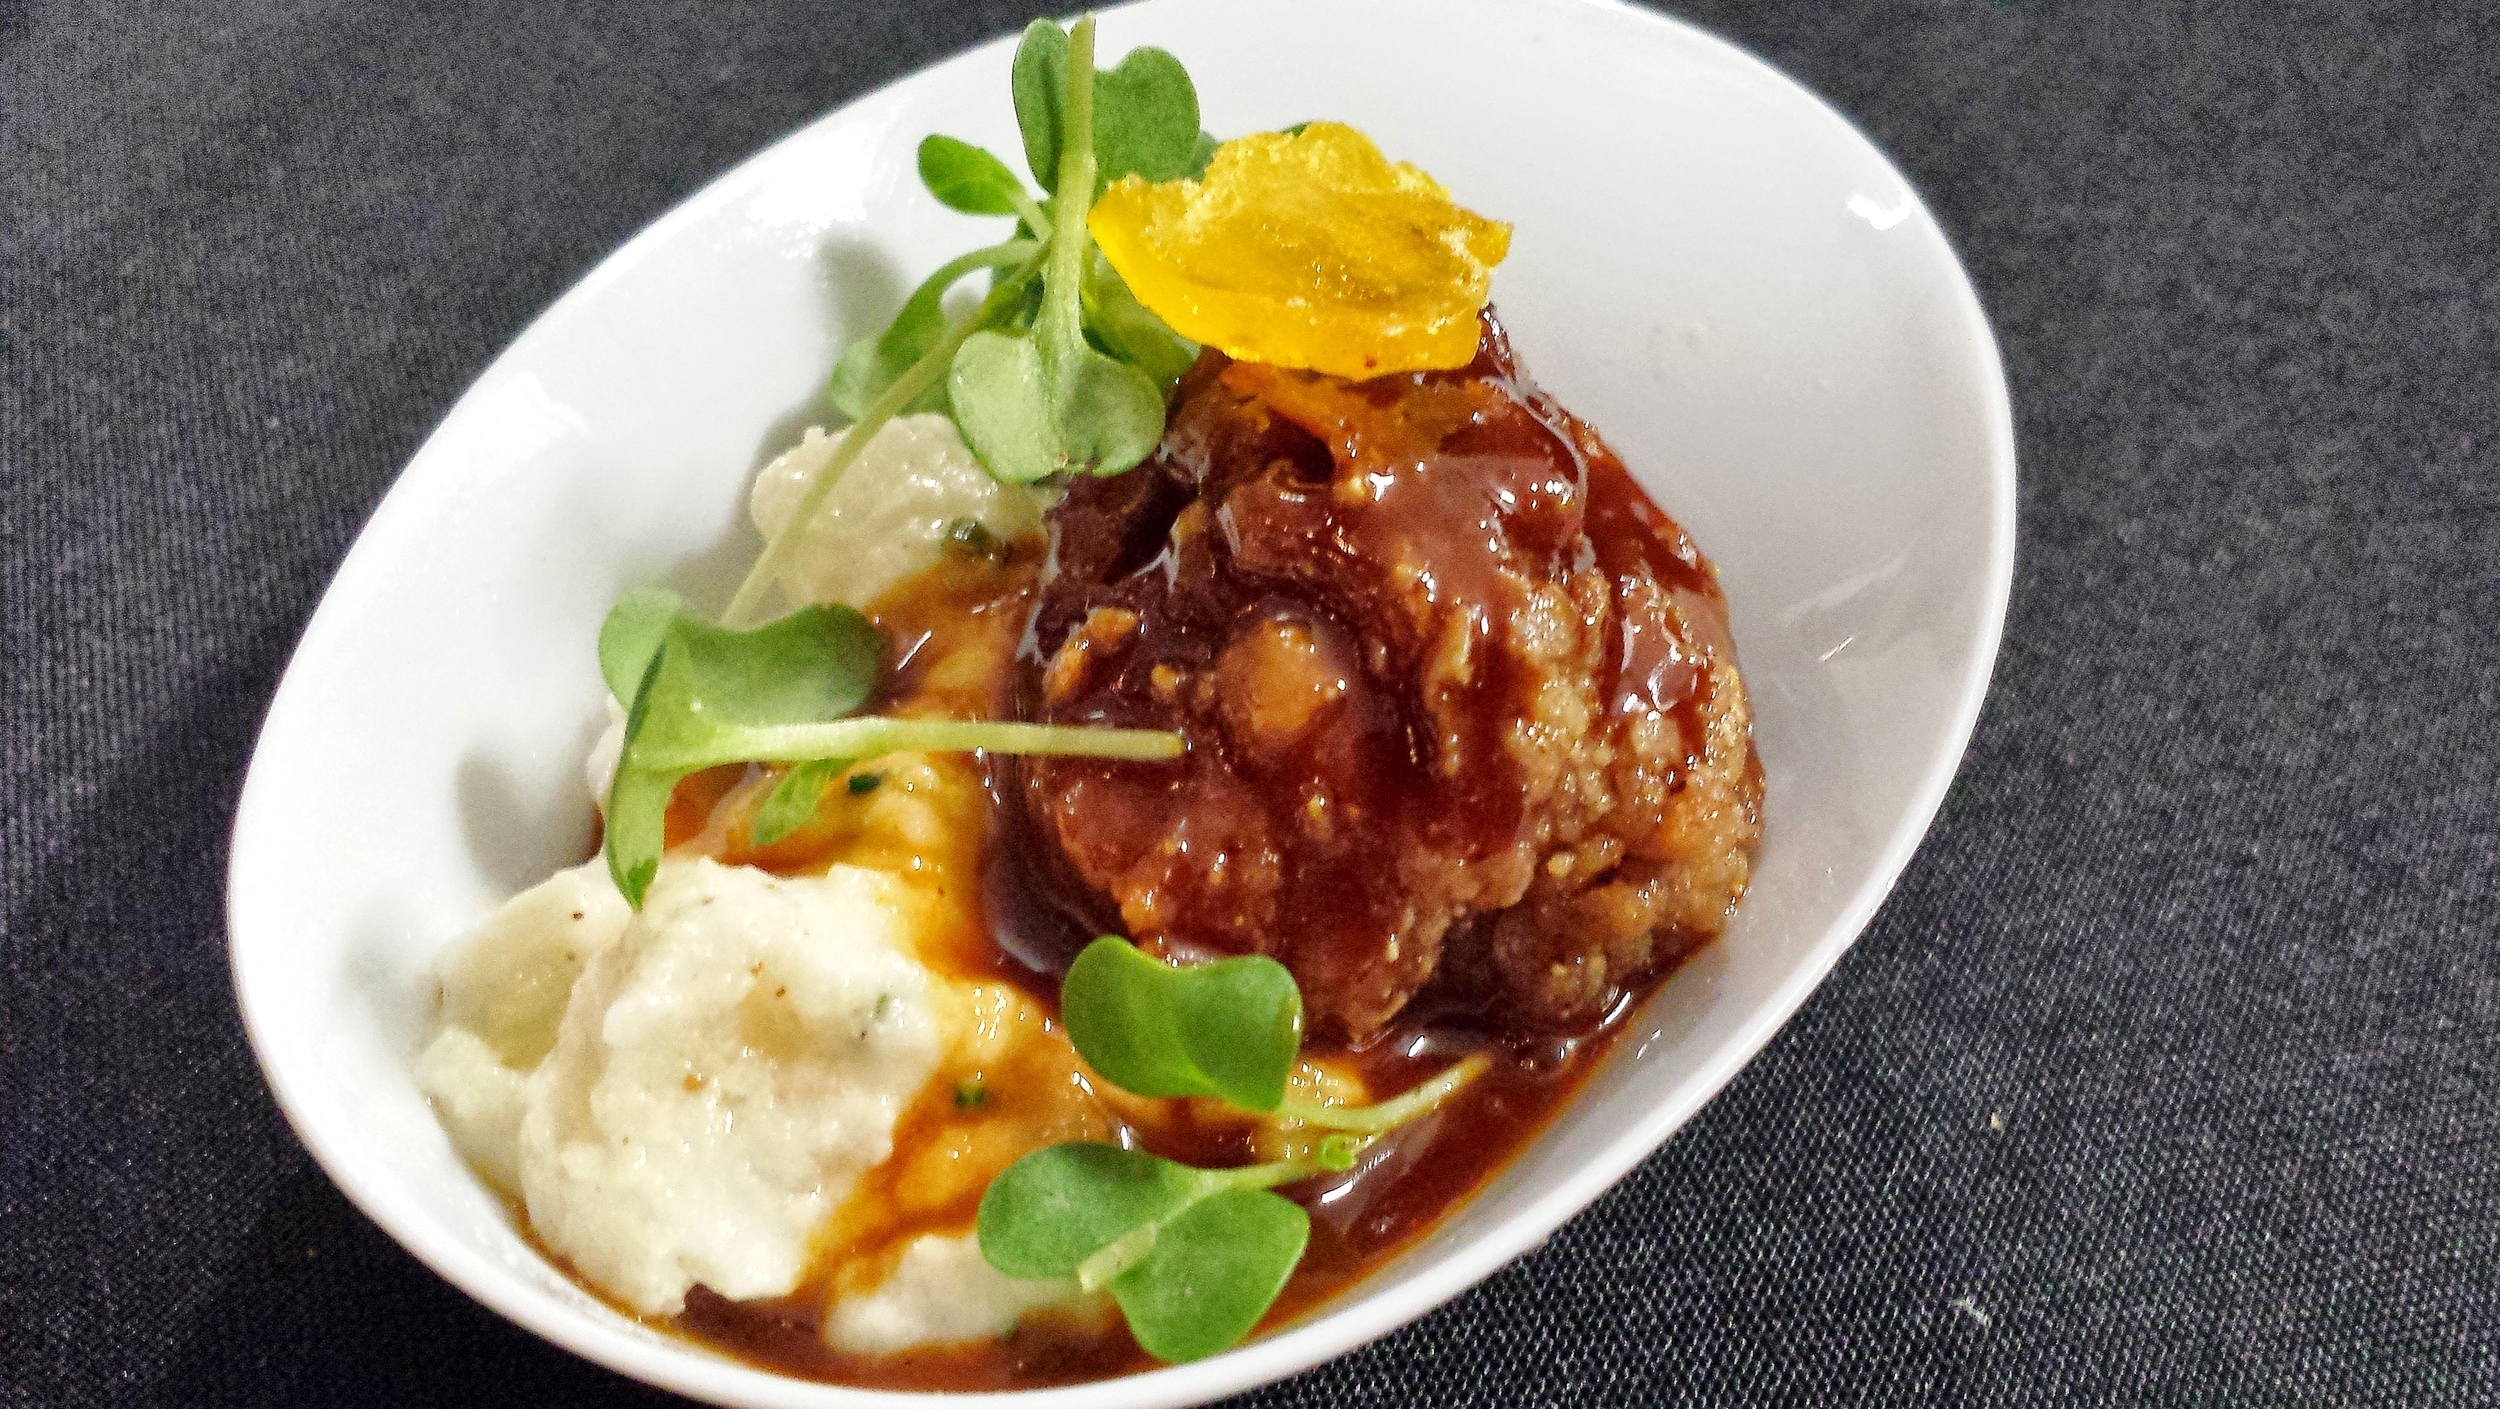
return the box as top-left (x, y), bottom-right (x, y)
top-left (5, 0), bottom-right (2495, 1404)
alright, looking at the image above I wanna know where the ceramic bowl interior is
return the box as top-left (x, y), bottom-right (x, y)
top-left (229, 0), bottom-right (2014, 1404)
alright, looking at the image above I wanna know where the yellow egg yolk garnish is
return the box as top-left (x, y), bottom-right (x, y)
top-left (1087, 122), bottom-right (1511, 380)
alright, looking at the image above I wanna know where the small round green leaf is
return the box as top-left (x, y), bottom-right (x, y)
top-left (1009, 19), bottom-right (1070, 189)
top-left (948, 328), bottom-right (1059, 483)
top-left (750, 757), bottom-right (844, 846)
top-left (1060, 938), bottom-right (1303, 1110)
top-left (917, 134), bottom-right (1030, 216)
top-left (600, 605), bottom-right (883, 907)
top-left (671, 606), bottom-right (881, 727)
top-left (1060, 348), bottom-right (1167, 476)
top-left (1093, 45), bottom-right (1201, 185)
top-left (976, 1142), bottom-right (1211, 1280)
top-left (597, 597), bottom-right (1180, 907)
top-left (597, 587), bottom-right (682, 702)
top-left (1108, 1187), bottom-right (1309, 1363)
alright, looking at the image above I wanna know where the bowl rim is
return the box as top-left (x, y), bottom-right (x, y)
top-left (226, 0), bottom-right (2017, 1404)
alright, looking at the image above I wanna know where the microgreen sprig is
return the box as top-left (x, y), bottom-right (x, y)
top-left (916, 134), bottom-right (1054, 234)
top-left (723, 13), bottom-right (1211, 626)
top-left (598, 593), bottom-right (1181, 907)
top-left (1059, 933), bottom-right (1304, 1109)
top-left (947, 16), bottom-right (1170, 484)
top-left (978, 1140), bottom-right (1356, 1365)
top-left (978, 938), bottom-right (1489, 1362)
top-left (824, 236), bottom-right (1043, 424)
top-left (723, 245), bottom-right (1044, 627)
top-left (615, 18), bottom-right (1215, 892)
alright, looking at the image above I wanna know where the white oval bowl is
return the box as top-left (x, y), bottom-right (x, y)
top-left (228, 0), bottom-right (2014, 1403)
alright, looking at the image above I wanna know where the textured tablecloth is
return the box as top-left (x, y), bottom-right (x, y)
top-left (6, 1), bottom-right (2496, 1404)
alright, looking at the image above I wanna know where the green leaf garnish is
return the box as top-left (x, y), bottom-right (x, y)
top-left (948, 326), bottom-right (1164, 482)
top-left (827, 237), bottom-right (1039, 421)
top-left (1009, 19), bottom-right (1071, 192)
top-left (726, 14), bottom-right (1205, 622)
top-left (1060, 937), bottom-right (1301, 1110)
top-left (599, 595), bottom-right (1183, 906)
top-left (978, 934), bottom-right (1491, 1362)
top-left (1013, 22), bottom-right (1197, 192)
top-left (750, 757), bottom-right (843, 846)
top-left (975, 1143), bottom-right (1323, 1363)
top-left (602, 601), bottom-right (878, 902)
top-left (1084, 252), bottom-right (1197, 392)
top-left (1090, 45), bottom-right (1200, 185)
top-left (597, 586), bottom-right (682, 702)
top-left (917, 134), bottom-right (1037, 218)
top-left (979, 1143), bottom-right (1207, 1281)
top-left (657, 606), bottom-right (883, 728)
top-left (950, 16), bottom-right (1169, 482)
top-left (1107, 1187), bottom-right (1309, 1363)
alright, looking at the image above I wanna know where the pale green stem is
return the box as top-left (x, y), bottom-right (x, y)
top-left (1006, 187), bottom-right (1054, 241)
top-left (1202, 1150), bottom-right (1342, 1193)
top-left (721, 245), bottom-right (1047, 627)
top-left (1075, 1222), bottom-right (1157, 1293)
top-left (1039, 17), bottom-right (1099, 376)
top-left (635, 717), bottom-right (1182, 774)
top-left (1073, 1150), bottom-right (1341, 1292)
top-left (1271, 1053), bottom-right (1492, 1133)
top-left (915, 237), bottom-right (1041, 303)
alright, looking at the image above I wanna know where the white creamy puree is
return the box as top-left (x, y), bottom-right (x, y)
top-left (421, 423), bottom-right (1083, 1344)
top-left (518, 858), bottom-right (939, 1316)
top-left (421, 854), bottom-right (1090, 1346)
top-left (827, 1232), bottom-right (1083, 1355)
top-left (749, 412), bottom-right (1044, 610)
top-left (415, 860), bottom-right (628, 1195)
top-left (582, 413), bottom-right (1044, 813)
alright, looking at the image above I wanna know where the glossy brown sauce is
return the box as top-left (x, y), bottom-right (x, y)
top-left (626, 536), bottom-right (1699, 1391)
top-left (574, 330), bottom-right (1746, 1389)
top-left (669, 896), bottom-right (1650, 1391)
top-left (1013, 315), bottom-right (1761, 1046)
